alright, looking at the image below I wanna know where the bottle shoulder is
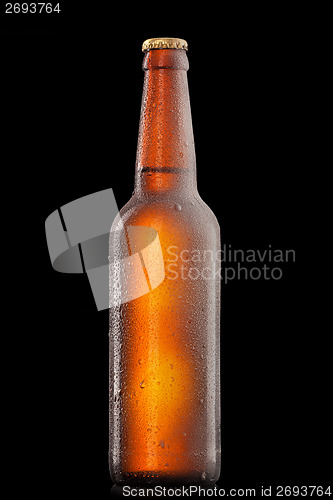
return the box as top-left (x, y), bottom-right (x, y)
top-left (193, 192), bottom-right (221, 233)
top-left (112, 193), bottom-right (220, 240)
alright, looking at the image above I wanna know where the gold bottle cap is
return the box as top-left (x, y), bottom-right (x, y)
top-left (142, 37), bottom-right (188, 52)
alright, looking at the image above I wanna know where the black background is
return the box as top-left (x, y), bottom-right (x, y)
top-left (1, 4), bottom-right (329, 497)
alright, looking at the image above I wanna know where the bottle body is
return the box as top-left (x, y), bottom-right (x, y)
top-left (109, 40), bottom-right (221, 484)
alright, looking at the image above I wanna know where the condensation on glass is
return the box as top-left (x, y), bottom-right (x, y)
top-left (109, 37), bottom-right (221, 485)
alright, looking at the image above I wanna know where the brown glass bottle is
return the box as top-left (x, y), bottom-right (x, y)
top-left (109, 38), bottom-right (221, 485)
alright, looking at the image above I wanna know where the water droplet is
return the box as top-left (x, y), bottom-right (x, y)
top-left (200, 399), bottom-right (204, 405)
top-left (175, 204), bottom-right (182, 211)
top-left (138, 359), bottom-right (142, 365)
top-left (140, 380), bottom-right (146, 388)
top-left (201, 472), bottom-right (206, 481)
top-left (164, 463), bottom-right (169, 468)
top-left (159, 440), bottom-right (165, 449)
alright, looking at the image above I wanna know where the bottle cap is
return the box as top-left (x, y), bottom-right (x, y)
top-left (142, 37), bottom-right (188, 52)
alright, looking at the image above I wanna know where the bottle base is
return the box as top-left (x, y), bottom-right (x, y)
top-left (110, 469), bottom-right (218, 486)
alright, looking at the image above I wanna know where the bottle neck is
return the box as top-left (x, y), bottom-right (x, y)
top-left (135, 49), bottom-right (197, 197)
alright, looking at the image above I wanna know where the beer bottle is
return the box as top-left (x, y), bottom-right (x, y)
top-left (109, 37), bottom-right (221, 485)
